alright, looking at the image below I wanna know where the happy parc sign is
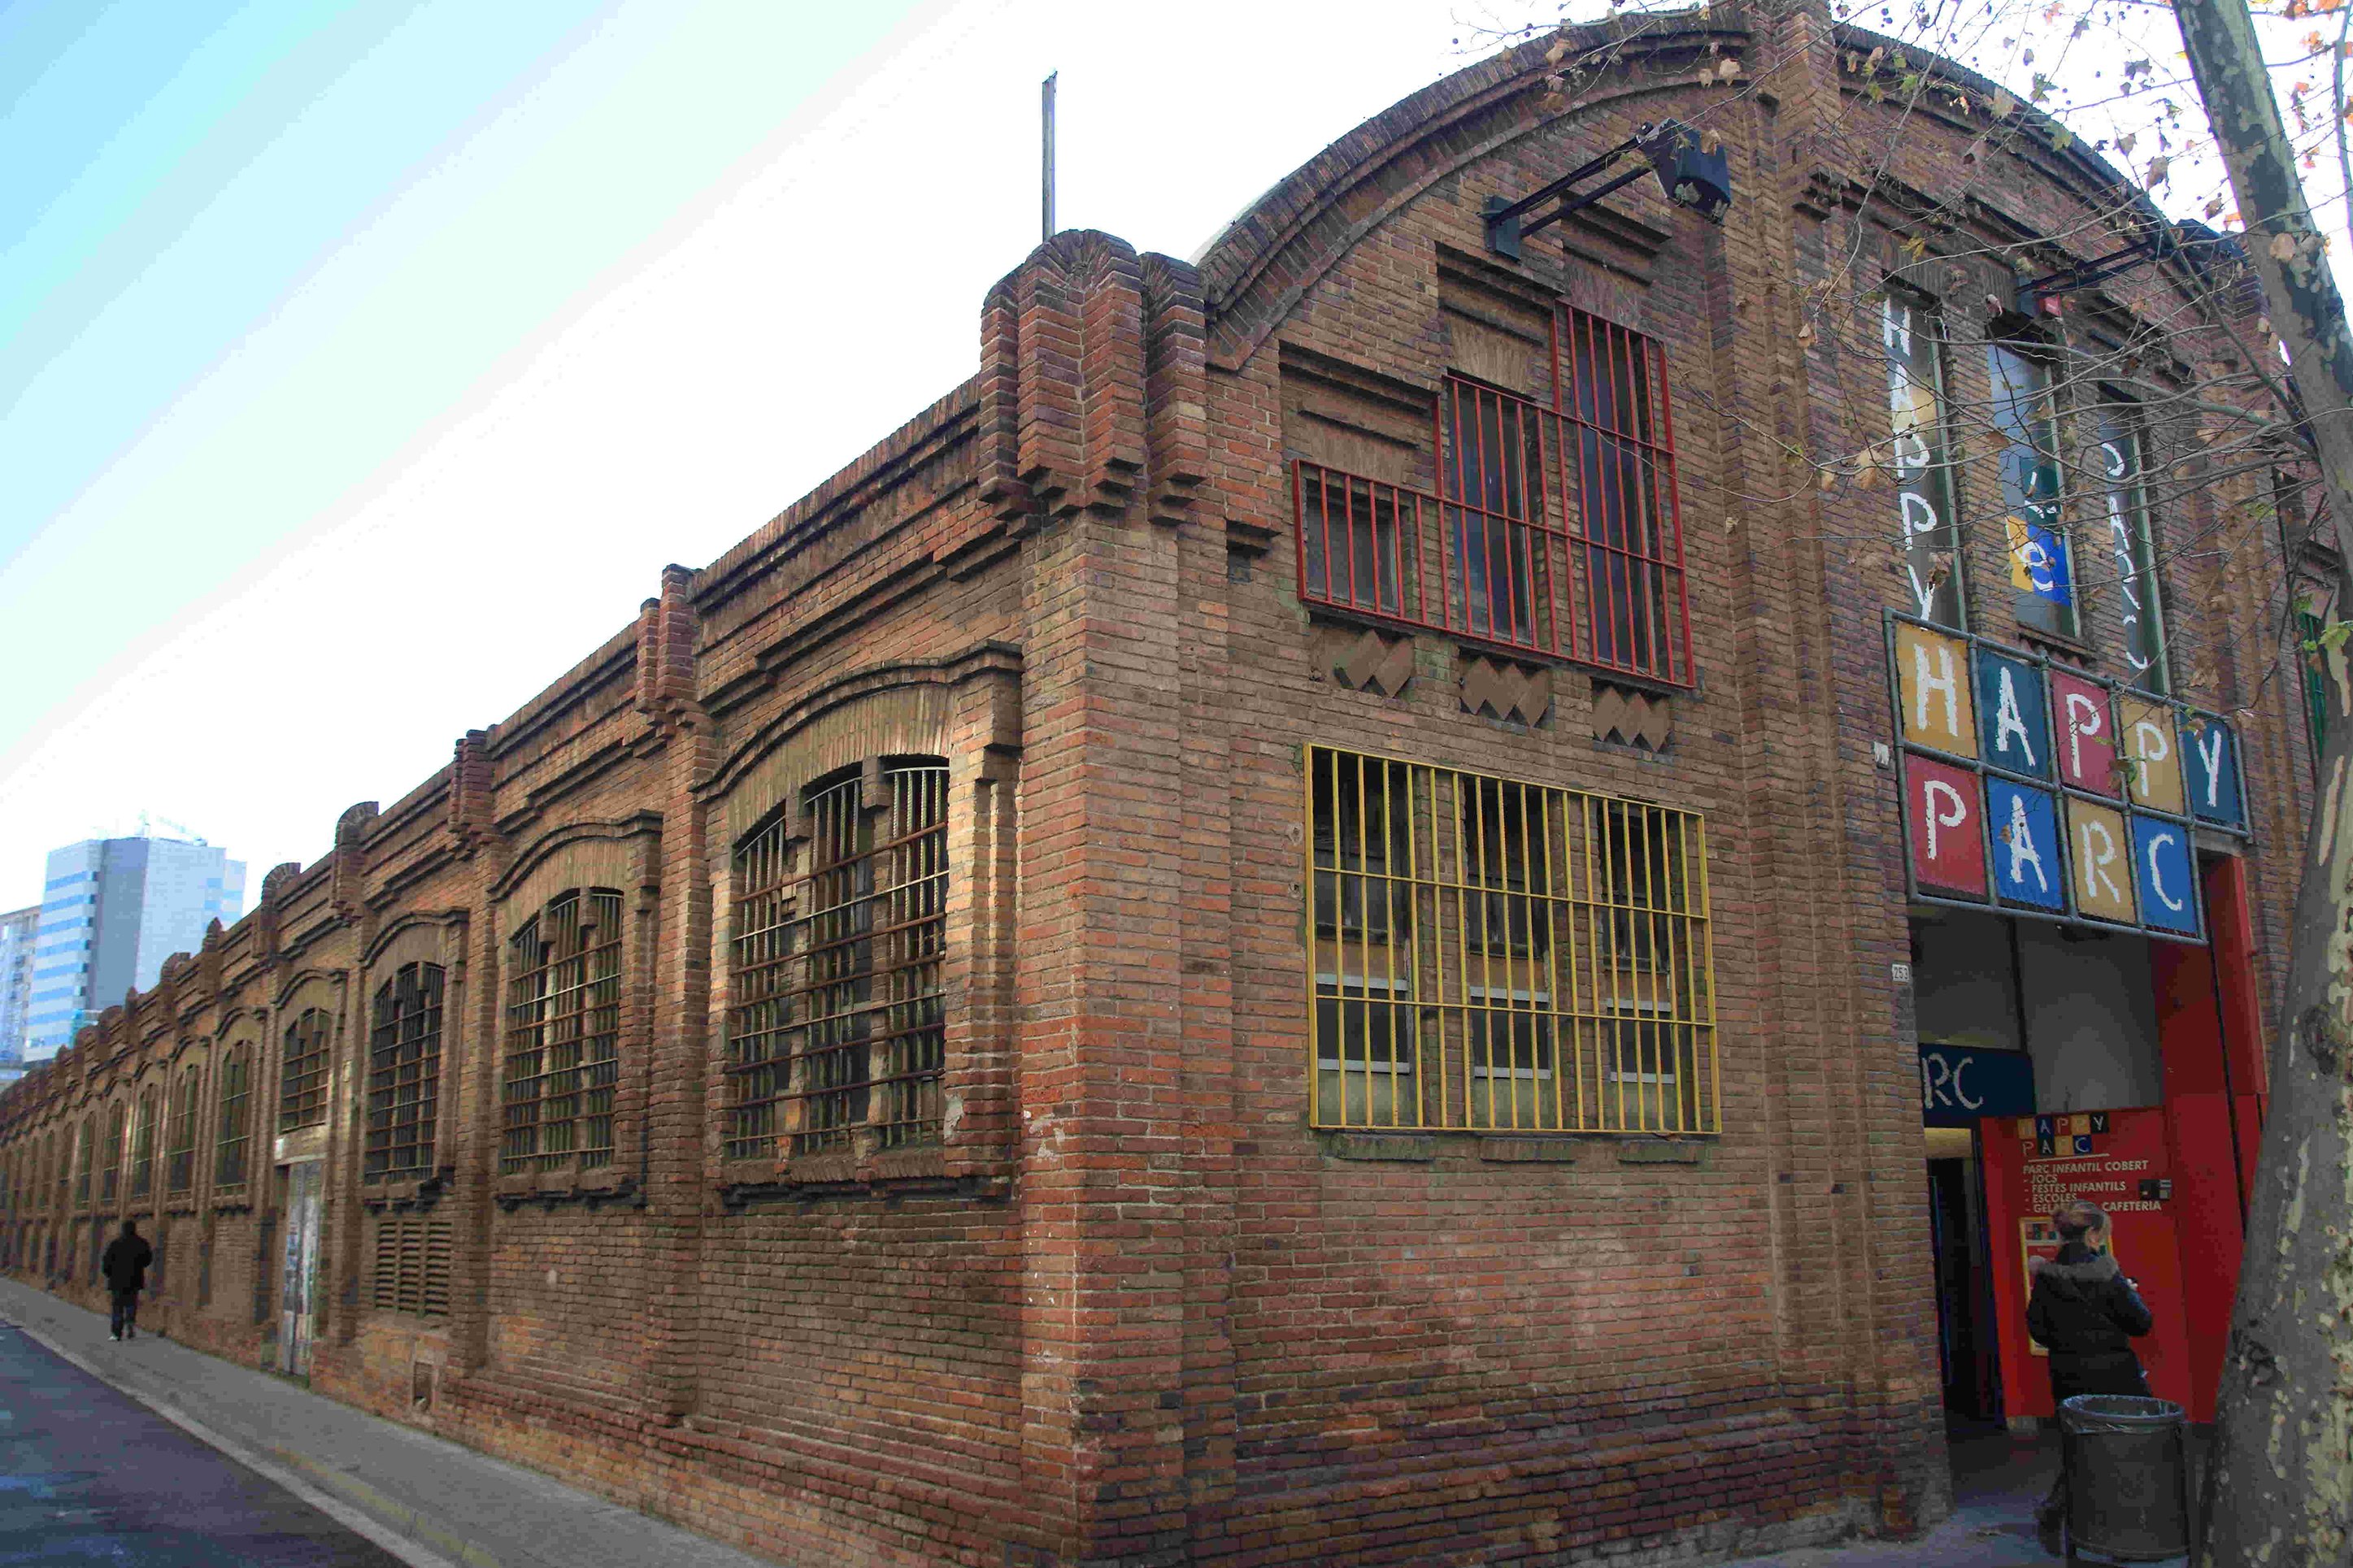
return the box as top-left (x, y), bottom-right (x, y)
top-left (1885, 614), bottom-right (2246, 943)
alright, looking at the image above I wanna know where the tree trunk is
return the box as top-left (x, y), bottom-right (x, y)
top-left (2177, 4), bottom-right (2353, 1561)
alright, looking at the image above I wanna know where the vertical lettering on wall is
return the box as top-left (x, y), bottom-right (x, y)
top-left (1885, 293), bottom-right (1967, 629)
top-left (2096, 402), bottom-right (2169, 693)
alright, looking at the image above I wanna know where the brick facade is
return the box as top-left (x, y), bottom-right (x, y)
top-left (0, 11), bottom-right (2315, 1566)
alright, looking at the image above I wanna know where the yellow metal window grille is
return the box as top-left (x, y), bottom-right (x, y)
top-left (128, 1090), bottom-right (158, 1201)
top-left (214, 1049), bottom-right (250, 1189)
top-left (1305, 746), bottom-right (1718, 1134)
top-left (729, 762), bottom-right (951, 1160)
top-left (501, 890), bottom-right (624, 1174)
top-left (99, 1104), bottom-right (123, 1205)
top-left (166, 1069), bottom-right (201, 1195)
top-left (279, 1009), bottom-right (333, 1132)
top-left (366, 963), bottom-right (445, 1179)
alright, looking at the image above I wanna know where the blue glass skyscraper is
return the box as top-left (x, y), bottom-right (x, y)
top-left (24, 836), bottom-right (246, 1059)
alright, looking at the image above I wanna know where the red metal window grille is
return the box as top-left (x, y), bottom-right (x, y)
top-left (214, 1048), bottom-right (250, 1189)
top-left (99, 1104), bottom-right (123, 1205)
top-left (279, 1009), bottom-right (333, 1133)
top-left (128, 1090), bottom-right (157, 1201)
top-left (1555, 310), bottom-right (1692, 685)
top-left (166, 1069), bottom-right (201, 1194)
top-left (1290, 311), bottom-right (1691, 686)
top-left (501, 890), bottom-right (623, 1174)
top-left (1439, 376), bottom-right (1568, 655)
top-left (365, 963), bottom-right (445, 1179)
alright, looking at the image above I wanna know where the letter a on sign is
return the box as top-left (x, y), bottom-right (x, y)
top-left (1897, 623), bottom-right (1977, 757)
top-left (2051, 671), bottom-right (2118, 797)
top-left (1975, 650), bottom-right (2050, 778)
top-left (1907, 756), bottom-right (1987, 895)
top-left (1986, 780), bottom-right (2062, 910)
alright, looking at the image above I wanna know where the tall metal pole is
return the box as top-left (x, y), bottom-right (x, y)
top-left (1042, 72), bottom-right (1057, 241)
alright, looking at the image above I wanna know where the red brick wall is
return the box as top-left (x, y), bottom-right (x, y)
top-left (0, 11), bottom-right (2314, 1567)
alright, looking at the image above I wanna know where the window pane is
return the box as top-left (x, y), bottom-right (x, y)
top-left (1989, 344), bottom-right (2076, 639)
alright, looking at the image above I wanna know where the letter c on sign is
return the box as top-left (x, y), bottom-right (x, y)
top-left (1951, 1056), bottom-right (1982, 1110)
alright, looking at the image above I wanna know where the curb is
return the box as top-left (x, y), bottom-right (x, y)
top-left (3, 1309), bottom-right (481, 1568)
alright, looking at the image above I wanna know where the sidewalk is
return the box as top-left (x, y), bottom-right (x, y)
top-left (0, 1276), bottom-right (794, 1568)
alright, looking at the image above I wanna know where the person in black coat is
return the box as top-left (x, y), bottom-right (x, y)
top-left (99, 1219), bottom-right (153, 1342)
top-left (2026, 1199), bottom-right (2153, 1552)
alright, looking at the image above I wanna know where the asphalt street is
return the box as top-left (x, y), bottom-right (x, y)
top-left (0, 1321), bottom-right (402, 1566)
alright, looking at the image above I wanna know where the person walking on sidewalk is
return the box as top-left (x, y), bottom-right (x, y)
top-left (100, 1219), bottom-right (153, 1342)
top-left (2027, 1199), bottom-right (2154, 1554)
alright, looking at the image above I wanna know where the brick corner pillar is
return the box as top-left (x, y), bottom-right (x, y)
top-left (990, 230), bottom-right (1228, 1567)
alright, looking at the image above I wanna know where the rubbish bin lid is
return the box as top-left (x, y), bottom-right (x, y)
top-left (2059, 1393), bottom-right (2184, 1431)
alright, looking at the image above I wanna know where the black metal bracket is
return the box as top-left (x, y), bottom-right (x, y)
top-left (1484, 119), bottom-right (1730, 261)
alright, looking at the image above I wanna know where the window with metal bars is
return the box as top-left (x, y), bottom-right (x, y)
top-left (370, 1213), bottom-right (453, 1318)
top-left (1293, 309), bottom-right (1691, 685)
top-left (214, 1047), bottom-right (250, 1189)
top-left (99, 1103), bottom-right (123, 1205)
top-left (128, 1090), bottom-right (158, 1201)
top-left (72, 1117), bottom-right (93, 1209)
top-left (1306, 746), bottom-right (1717, 1134)
top-left (366, 964), bottom-right (444, 1180)
top-left (279, 1010), bottom-right (332, 1132)
top-left (1990, 341), bottom-right (2077, 640)
top-left (166, 1068), bottom-right (200, 1195)
top-left (502, 891), bottom-right (623, 1174)
top-left (724, 762), bottom-right (950, 1161)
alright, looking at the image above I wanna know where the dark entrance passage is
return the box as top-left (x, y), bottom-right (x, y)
top-left (1926, 1139), bottom-right (2000, 1420)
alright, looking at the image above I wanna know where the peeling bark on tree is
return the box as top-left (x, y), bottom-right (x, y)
top-left (2177, 5), bottom-right (2353, 1563)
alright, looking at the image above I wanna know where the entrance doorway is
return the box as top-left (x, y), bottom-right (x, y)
top-left (1925, 1128), bottom-right (2000, 1419)
top-left (277, 1159), bottom-right (323, 1377)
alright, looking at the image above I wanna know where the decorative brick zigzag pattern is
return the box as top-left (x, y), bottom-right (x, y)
top-left (1592, 683), bottom-right (1673, 750)
top-left (1458, 654), bottom-right (1553, 726)
top-left (1311, 628), bottom-right (1415, 697)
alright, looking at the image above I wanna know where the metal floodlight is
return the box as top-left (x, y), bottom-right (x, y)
top-left (2016, 215), bottom-right (2236, 313)
top-left (1485, 119), bottom-right (1733, 261)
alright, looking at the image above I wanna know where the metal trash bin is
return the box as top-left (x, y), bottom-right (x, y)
top-left (2058, 1394), bottom-right (2194, 1562)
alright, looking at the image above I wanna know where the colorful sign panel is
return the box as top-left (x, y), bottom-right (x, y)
top-left (1887, 614), bottom-right (2246, 944)
top-left (1980, 1106), bottom-right (2199, 1418)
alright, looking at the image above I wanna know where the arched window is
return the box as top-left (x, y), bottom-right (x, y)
top-left (99, 1103), bottom-right (124, 1205)
top-left (167, 1067), bottom-right (202, 1194)
top-left (128, 1089), bottom-right (158, 1201)
top-left (724, 760), bottom-right (949, 1159)
top-left (72, 1116), bottom-right (94, 1209)
top-left (215, 1046), bottom-right (251, 1188)
top-left (366, 963), bottom-right (445, 1179)
top-left (280, 1009), bottom-right (333, 1132)
top-left (502, 890), bottom-right (623, 1173)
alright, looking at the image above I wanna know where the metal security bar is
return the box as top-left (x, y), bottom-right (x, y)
top-left (365, 964), bottom-right (445, 1179)
top-left (1439, 377), bottom-right (1567, 653)
top-left (99, 1104), bottom-right (123, 1205)
top-left (728, 762), bottom-right (951, 1159)
top-left (166, 1068), bottom-right (200, 1195)
top-left (502, 891), bottom-right (624, 1173)
top-left (1556, 311), bottom-right (1693, 684)
top-left (213, 1049), bottom-right (250, 1189)
top-left (280, 1009), bottom-right (333, 1132)
top-left (1305, 746), bottom-right (1717, 1134)
top-left (128, 1090), bottom-right (157, 1201)
top-left (1291, 311), bottom-right (1691, 687)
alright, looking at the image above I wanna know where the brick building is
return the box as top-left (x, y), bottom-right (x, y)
top-left (0, 10), bottom-right (2313, 1566)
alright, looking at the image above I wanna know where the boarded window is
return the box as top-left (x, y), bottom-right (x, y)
top-left (371, 1213), bottom-right (453, 1318)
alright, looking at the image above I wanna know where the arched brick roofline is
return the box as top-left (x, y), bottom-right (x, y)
top-left (1195, 13), bottom-right (2202, 374)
